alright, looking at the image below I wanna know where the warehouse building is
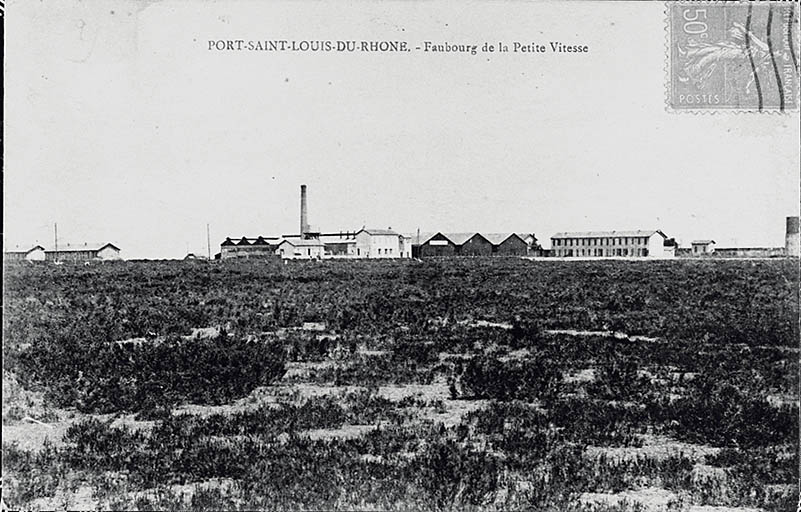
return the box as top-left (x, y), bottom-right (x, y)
top-left (413, 233), bottom-right (457, 258)
top-left (45, 242), bottom-right (121, 262)
top-left (550, 230), bottom-right (668, 258)
top-left (453, 233), bottom-right (493, 256)
top-left (4, 245), bottom-right (46, 262)
top-left (220, 236), bottom-right (281, 259)
top-left (484, 233), bottom-right (530, 256)
top-left (411, 232), bottom-right (534, 257)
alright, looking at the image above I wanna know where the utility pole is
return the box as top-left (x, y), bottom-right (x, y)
top-left (54, 222), bottom-right (59, 262)
top-left (206, 223), bottom-right (211, 260)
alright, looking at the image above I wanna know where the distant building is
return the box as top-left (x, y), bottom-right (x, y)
top-left (712, 247), bottom-right (786, 258)
top-left (220, 236), bottom-right (280, 259)
top-left (786, 216), bottom-right (799, 257)
top-left (450, 233), bottom-right (493, 256)
top-left (484, 233), bottom-right (530, 256)
top-left (691, 240), bottom-right (716, 255)
top-left (410, 232), bottom-right (534, 258)
top-left (45, 243), bottom-right (121, 262)
top-left (663, 238), bottom-right (678, 258)
top-left (224, 186), bottom-right (411, 261)
top-left (276, 238), bottom-right (325, 259)
top-left (4, 245), bottom-right (46, 262)
top-left (550, 230), bottom-right (669, 258)
top-left (355, 228), bottom-right (409, 258)
top-left (413, 232), bottom-right (457, 258)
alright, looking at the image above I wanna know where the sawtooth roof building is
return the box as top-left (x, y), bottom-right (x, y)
top-left (410, 232), bottom-right (534, 258)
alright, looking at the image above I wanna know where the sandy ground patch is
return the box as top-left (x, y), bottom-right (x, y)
top-left (27, 484), bottom-right (97, 511)
top-left (564, 368), bottom-right (596, 383)
top-left (303, 424), bottom-right (380, 440)
top-left (3, 412), bottom-right (154, 453)
top-left (3, 421), bottom-right (72, 452)
top-left (580, 486), bottom-right (677, 511)
top-left (586, 434), bottom-right (721, 463)
top-left (687, 506), bottom-right (762, 512)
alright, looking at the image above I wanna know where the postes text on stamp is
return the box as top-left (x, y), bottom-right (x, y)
top-left (668, 1), bottom-right (799, 112)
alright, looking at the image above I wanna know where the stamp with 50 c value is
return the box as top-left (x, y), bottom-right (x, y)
top-left (668, 1), bottom-right (799, 112)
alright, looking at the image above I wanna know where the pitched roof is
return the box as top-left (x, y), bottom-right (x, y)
top-left (45, 242), bottom-right (119, 253)
top-left (404, 232), bottom-right (438, 245)
top-left (407, 232), bottom-right (523, 246)
top-left (551, 230), bottom-right (666, 239)
top-left (280, 238), bottom-right (324, 247)
top-left (482, 233), bottom-right (523, 245)
top-left (222, 236), bottom-right (280, 246)
top-left (692, 240), bottom-right (716, 244)
top-left (4, 245), bottom-right (45, 254)
top-left (357, 228), bottom-right (399, 236)
top-left (441, 233), bottom-right (480, 245)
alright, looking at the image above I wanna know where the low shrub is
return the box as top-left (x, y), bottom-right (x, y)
top-left (455, 355), bottom-right (562, 401)
top-left (19, 335), bottom-right (286, 414)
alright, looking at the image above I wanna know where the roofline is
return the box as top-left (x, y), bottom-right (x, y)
top-left (551, 230), bottom-right (665, 239)
top-left (356, 228), bottom-right (400, 236)
top-left (412, 232), bottom-right (451, 245)
top-left (45, 243), bottom-right (119, 253)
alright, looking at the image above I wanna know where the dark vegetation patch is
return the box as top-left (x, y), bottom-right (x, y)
top-left (2, 259), bottom-right (798, 510)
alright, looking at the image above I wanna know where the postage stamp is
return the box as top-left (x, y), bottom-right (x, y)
top-left (668, 1), bottom-right (800, 112)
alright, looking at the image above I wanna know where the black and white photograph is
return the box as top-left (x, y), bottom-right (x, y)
top-left (2, 1), bottom-right (800, 510)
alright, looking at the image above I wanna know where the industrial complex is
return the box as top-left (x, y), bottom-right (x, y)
top-left (5, 185), bottom-right (798, 262)
top-left (214, 184), bottom-right (799, 261)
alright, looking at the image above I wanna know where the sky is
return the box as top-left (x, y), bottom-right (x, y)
top-left (5, 0), bottom-right (800, 259)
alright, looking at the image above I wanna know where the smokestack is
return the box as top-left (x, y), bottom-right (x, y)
top-left (300, 184), bottom-right (309, 237)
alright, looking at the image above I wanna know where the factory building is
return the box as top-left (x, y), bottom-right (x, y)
top-left (411, 232), bottom-right (534, 257)
top-left (355, 228), bottom-right (410, 258)
top-left (220, 236), bottom-right (281, 259)
top-left (45, 242), bottom-right (121, 262)
top-left (551, 230), bottom-right (668, 258)
top-left (413, 233), bottom-right (457, 258)
top-left (221, 185), bottom-right (410, 260)
top-left (276, 238), bottom-right (325, 259)
top-left (4, 245), bottom-right (46, 262)
top-left (484, 233), bottom-right (530, 256)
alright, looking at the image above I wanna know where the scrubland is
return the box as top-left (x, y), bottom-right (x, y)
top-left (2, 258), bottom-right (798, 511)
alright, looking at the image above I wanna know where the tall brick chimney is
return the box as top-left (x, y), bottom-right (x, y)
top-left (300, 184), bottom-right (309, 237)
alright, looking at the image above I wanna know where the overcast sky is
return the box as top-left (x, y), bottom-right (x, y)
top-left (5, 0), bottom-right (799, 259)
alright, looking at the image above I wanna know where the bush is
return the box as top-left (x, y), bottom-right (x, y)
top-left (651, 375), bottom-right (798, 448)
top-left (20, 335), bottom-right (286, 414)
top-left (456, 355), bottom-right (562, 401)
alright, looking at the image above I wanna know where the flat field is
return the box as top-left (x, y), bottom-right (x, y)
top-left (2, 258), bottom-right (798, 511)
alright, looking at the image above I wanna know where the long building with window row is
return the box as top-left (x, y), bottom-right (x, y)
top-left (550, 230), bottom-right (668, 258)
